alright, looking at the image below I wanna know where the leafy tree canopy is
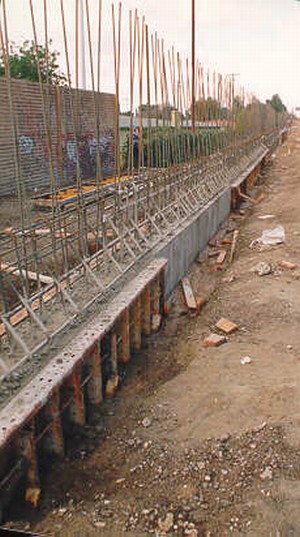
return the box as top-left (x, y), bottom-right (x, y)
top-left (0, 40), bottom-right (66, 85)
top-left (266, 94), bottom-right (287, 114)
top-left (194, 98), bottom-right (229, 121)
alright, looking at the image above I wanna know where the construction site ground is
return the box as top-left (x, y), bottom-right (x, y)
top-left (6, 121), bottom-right (300, 536)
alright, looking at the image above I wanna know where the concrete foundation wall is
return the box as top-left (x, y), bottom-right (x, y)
top-left (157, 186), bottom-right (231, 297)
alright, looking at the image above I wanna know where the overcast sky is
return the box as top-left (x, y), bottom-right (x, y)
top-left (2, 0), bottom-right (300, 111)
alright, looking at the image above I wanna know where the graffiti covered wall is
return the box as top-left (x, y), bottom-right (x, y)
top-left (0, 78), bottom-right (116, 196)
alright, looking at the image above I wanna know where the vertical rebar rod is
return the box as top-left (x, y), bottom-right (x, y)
top-left (191, 0), bottom-right (195, 132)
top-left (1, 2), bottom-right (27, 230)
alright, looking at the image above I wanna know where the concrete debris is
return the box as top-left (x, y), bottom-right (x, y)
top-left (142, 417), bottom-right (152, 428)
top-left (240, 356), bottom-right (253, 365)
top-left (255, 421), bottom-right (267, 432)
top-left (252, 262), bottom-right (274, 276)
top-left (260, 466), bottom-right (273, 481)
top-left (94, 521), bottom-right (107, 528)
top-left (158, 512), bottom-right (174, 533)
top-left (58, 508), bottom-right (67, 515)
top-left (257, 215), bottom-right (276, 220)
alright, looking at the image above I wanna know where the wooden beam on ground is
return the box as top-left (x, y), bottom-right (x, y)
top-left (229, 230), bottom-right (239, 264)
top-left (216, 250), bottom-right (227, 266)
top-left (181, 277), bottom-right (197, 313)
top-left (207, 249), bottom-right (222, 258)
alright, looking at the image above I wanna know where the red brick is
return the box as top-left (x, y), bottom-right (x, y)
top-left (215, 318), bottom-right (239, 335)
top-left (203, 333), bottom-right (227, 347)
top-left (278, 260), bottom-right (297, 270)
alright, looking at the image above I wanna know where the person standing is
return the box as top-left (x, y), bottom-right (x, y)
top-left (133, 127), bottom-right (140, 170)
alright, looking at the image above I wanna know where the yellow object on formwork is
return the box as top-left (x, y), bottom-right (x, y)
top-left (56, 185), bottom-right (97, 201)
top-left (34, 176), bottom-right (129, 209)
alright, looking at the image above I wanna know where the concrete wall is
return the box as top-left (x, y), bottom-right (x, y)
top-left (157, 187), bottom-right (231, 297)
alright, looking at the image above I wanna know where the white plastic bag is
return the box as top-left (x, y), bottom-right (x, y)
top-left (258, 225), bottom-right (285, 246)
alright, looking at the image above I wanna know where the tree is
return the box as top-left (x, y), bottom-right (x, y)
top-left (0, 40), bottom-right (66, 85)
top-left (266, 94), bottom-right (287, 114)
top-left (194, 98), bottom-right (220, 121)
top-left (136, 103), bottom-right (177, 121)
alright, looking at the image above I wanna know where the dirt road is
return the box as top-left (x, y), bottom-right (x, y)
top-left (8, 122), bottom-right (300, 536)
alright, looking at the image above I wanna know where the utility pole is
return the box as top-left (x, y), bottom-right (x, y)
top-left (228, 73), bottom-right (239, 127)
top-left (191, 0), bottom-right (196, 131)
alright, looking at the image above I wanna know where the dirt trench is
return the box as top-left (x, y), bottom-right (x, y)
top-left (6, 121), bottom-right (300, 536)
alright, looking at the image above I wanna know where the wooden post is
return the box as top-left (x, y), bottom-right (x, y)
top-left (151, 276), bottom-right (161, 331)
top-left (66, 365), bottom-right (85, 426)
top-left (131, 296), bottom-right (141, 350)
top-left (142, 285), bottom-right (151, 335)
top-left (43, 388), bottom-right (64, 457)
top-left (86, 343), bottom-right (102, 405)
top-left (16, 424), bottom-right (40, 508)
top-left (106, 331), bottom-right (119, 397)
top-left (118, 308), bottom-right (130, 363)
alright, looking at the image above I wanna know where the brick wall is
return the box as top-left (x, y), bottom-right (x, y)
top-left (0, 78), bottom-right (117, 196)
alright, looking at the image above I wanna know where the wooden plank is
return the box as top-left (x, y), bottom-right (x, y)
top-left (229, 230), bottom-right (239, 264)
top-left (181, 277), bottom-right (197, 312)
top-left (1, 263), bottom-right (53, 285)
top-left (216, 250), bottom-right (227, 265)
top-left (207, 249), bottom-right (222, 258)
top-left (0, 226), bottom-right (14, 236)
top-left (33, 228), bottom-right (72, 239)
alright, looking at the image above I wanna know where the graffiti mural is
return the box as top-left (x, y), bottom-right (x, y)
top-left (18, 135), bottom-right (34, 155)
top-left (0, 78), bottom-right (117, 196)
